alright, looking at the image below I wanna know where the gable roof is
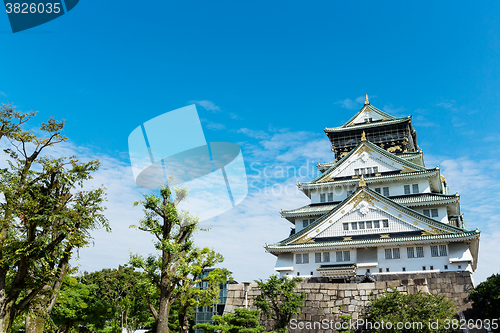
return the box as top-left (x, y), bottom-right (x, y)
top-left (272, 186), bottom-right (472, 248)
top-left (342, 104), bottom-right (397, 127)
top-left (307, 140), bottom-right (434, 185)
top-left (281, 193), bottom-right (460, 222)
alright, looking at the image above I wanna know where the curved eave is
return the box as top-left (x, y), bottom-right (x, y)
top-left (281, 194), bottom-right (459, 220)
top-left (325, 117), bottom-right (409, 133)
top-left (299, 170), bottom-right (441, 198)
top-left (266, 232), bottom-right (480, 253)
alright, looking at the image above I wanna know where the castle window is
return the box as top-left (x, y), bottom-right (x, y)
top-left (336, 251), bottom-right (350, 262)
top-left (402, 267), bottom-right (406, 272)
top-left (386, 268), bottom-right (390, 272)
top-left (431, 209), bottom-right (438, 218)
top-left (366, 167), bottom-right (372, 174)
top-left (383, 220), bottom-right (389, 228)
top-left (383, 187), bottom-right (390, 196)
top-left (328, 193), bottom-right (333, 202)
top-left (430, 266), bottom-right (434, 270)
top-left (416, 246), bottom-right (424, 257)
top-left (407, 247), bottom-right (415, 258)
top-left (404, 185), bottom-right (411, 195)
top-left (444, 265), bottom-right (448, 270)
top-left (358, 221), bottom-right (365, 229)
top-left (422, 266), bottom-right (426, 271)
top-left (373, 166), bottom-right (378, 173)
top-left (297, 272), bottom-right (300, 276)
top-left (375, 188), bottom-right (381, 194)
top-left (343, 223), bottom-right (349, 231)
top-left (373, 220), bottom-right (380, 228)
top-left (323, 252), bottom-right (330, 262)
top-left (303, 220), bottom-right (309, 228)
top-left (320, 194), bottom-right (326, 203)
top-left (385, 248), bottom-right (400, 259)
top-left (412, 184), bottom-right (419, 193)
top-left (439, 245), bottom-right (447, 256)
top-left (379, 268), bottom-right (382, 272)
top-left (295, 254), bottom-right (302, 264)
top-left (430, 246), bottom-right (440, 257)
top-left (351, 222), bottom-right (358, 230)
top-left (302, 253), bottom-right (309, 263)
top-left (458, 265), bottom-right (462, 269)
top-left (310, 271), bottom-right (313, 276)
top-left (366, 221), bottom-right (372, 229)
top-left (366, 269), bottom-right (370, 273)
top-left (423, 209), bottom-right (430, 217)
top-left (315, 253), bottom-right (321, 263)
top-left (355, 169), bottom-right (360, 176)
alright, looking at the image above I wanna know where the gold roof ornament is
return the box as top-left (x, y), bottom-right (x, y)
top-left (361, 131), bottom-right (367, 141)
top-left (364, 94), bottom-right (369, 105)
top-left (359, 174), bottom-right (366, 187)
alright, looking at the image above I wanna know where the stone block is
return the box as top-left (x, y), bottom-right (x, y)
top-left (328, 289), bottom-right (337, 296)
top-left (348, 305), bottom-right (355, 312)
top-left (342, 298), bottom-right (350, 305)
top-left (320, 301), bottom-right (328, 308)
top-left (324, 307), bottom-right (331, 314)
top-left (396, 286), bottom-right (407, 292)
top-left (360, 290), bottom-right (366, 296)
top-left (338, 290), bottom-right (344, 298)
top-left (358, 282), bottom-right (376, 289)
top-left (387, 280), bottom-right (400, 288)
top-left (352, 290), bottom-right (359, 296)
top-left (345, 290), bottom-right (352, 297)
top-left (375, 282), bottom-right (387, 289)
top-left (454, 285), bottom-right (464, 293)
top-left (361, 295), bottom-right (368, 301)
top-left (315, 293), bottom-right (323, 301)
top-left (335, 300), bottom-right (343, 306)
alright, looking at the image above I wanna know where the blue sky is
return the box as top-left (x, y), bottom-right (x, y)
top-left (1, 1), bottom-right (500, 282)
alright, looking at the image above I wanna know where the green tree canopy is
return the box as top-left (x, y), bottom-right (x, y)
top-left (194, 308), bottom-right (266, 333)
top-left (363, 289), bottom-right (456, 333)
top-left (129, 183), bottom-right (224, 333)
top-left (469, 273), bottom-right (500, 320)
top-left (253, 275), bottom-right (305, 333)
top-left (0, 104), bottom-right (109, 333)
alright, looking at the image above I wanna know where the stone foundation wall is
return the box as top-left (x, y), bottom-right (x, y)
top-left (223, 271), bottom-right (475, 333)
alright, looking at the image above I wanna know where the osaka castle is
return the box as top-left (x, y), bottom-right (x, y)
top-left (265, 95), bottom-right (480, 280)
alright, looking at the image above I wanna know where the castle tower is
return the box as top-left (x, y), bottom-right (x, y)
top-left (266, 98), bottom-right (479, 280)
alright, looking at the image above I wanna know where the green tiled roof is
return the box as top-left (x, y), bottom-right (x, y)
top-left (266, 230), bottom-right (479, 250)
top-left (277, 186), bottom-right (468, 247)
top-left (300, 169), bottom-right (439, 190)
top-left (308, 140), bottom-right (433, 184)
top-left (281, 193), bottom-right (458, 218)
top-left (325, 117), bottom-right (409, 133)
top-left (340, 104), bottom-right (397, 128)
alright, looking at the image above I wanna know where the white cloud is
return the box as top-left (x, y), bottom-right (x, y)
top-left (0, 91), bottom-right (7, 98)
top-left (200, 119), bottom-right (226, 130)
top-left (190, 100), bottom-right (221, 113)
top-left (426, 154), bottom-right (500, 283)
top-left (335, 96), bottom-right (364, 110)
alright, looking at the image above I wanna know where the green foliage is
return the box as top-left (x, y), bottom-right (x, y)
top-left (194, 308), bottom-right (266, 333)
top-left (253, 275), bottom-right (305, 333)
top-left (469, 273), bottom-right (500, 320)
top-left (49, 267), bottom-right (155, 333)
top-left (129, 183), bottom-right (224, 333)
top-left (0, 104), bottom-right (109, 332)
top-left (363, 289), bottom-right (456, 333)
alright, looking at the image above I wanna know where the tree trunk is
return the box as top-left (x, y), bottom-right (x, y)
top-left (178, 304), bottom-right (189, 333)
top-left (0, 299), bottom-right (16, 333)
top-left (156, 297), bottom-right (170, 333)
top-left (25, 312), bottom-right (45, 333)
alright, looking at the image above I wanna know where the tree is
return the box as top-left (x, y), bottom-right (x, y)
top-left (129, 183), bottom-right (224, 333)
top-left (469, 273), bottom-right (500, 320)
top-left (0, 104), bottom-right (109, 333)
top-left (253, 275), bottom-right (305, 333)
top-left (176, 268), bottom-right (231, 333)
top-left (50, 267), bottom-right (155, 333)
top-left (363, 289), bottom-right (456, 333)
top-left (194, 308), bottom-right (266, 333)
